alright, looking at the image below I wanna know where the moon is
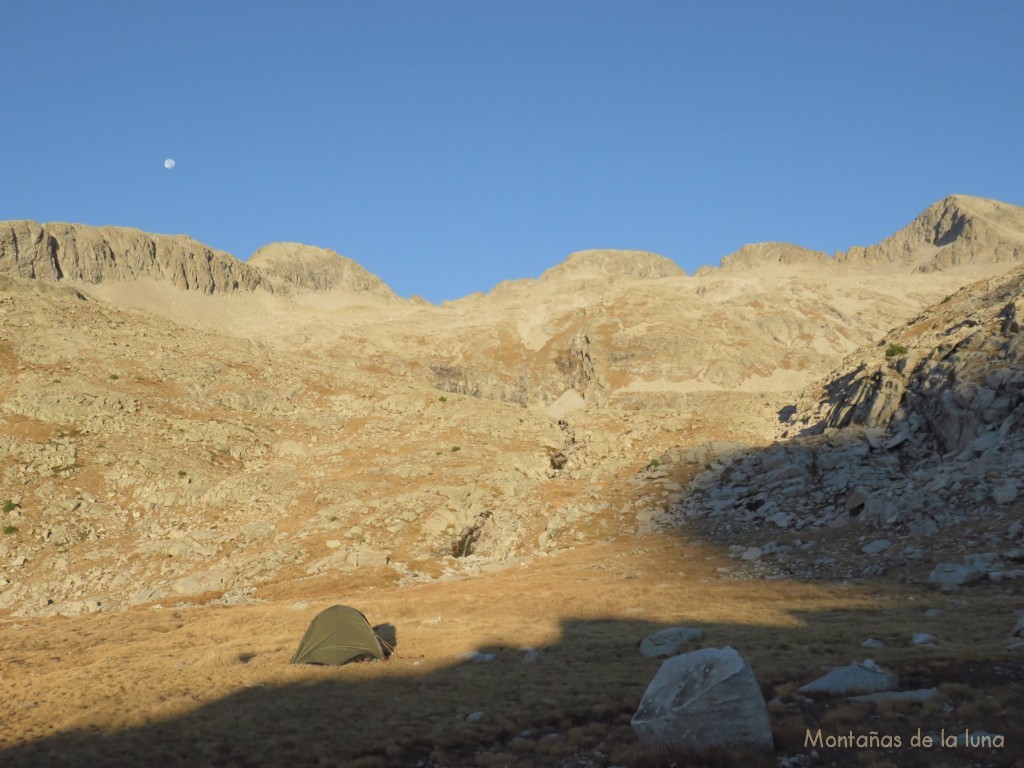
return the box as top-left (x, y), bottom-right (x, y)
top-left (163, 158), bottom-right (176, 170)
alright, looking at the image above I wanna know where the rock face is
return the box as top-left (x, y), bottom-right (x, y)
top-left (631, 646), bottom-right (774, 753)
top-left (784, 260), bottom-right (1024, 448)
top-left (0, 220), bottom-right (268, 295)
top-left (247, 242), bottom-right (398, 298)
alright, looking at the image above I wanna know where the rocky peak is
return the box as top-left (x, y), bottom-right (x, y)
top-left (836, 194), bottom-right (1024, 272)
top-left (697, 242), bottom-right (831, 275)
top-left (246, 242), bottom-right (397, 297)
top-left (538, 249), bottom-right (686, 283)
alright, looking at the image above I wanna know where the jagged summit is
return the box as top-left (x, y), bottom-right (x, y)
top-left (538, 249), bottom-right (685, 282)
top-left (694, 195), bottom-right (1024, 277)
top-left (0, 220), bottom-right (266, 295)
top-left (247, 242), bottom-right (397, 297)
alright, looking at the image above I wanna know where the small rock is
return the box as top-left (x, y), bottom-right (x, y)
top-left (924, 608), bottom-right (942, 618)
top-left (740, 547), bottom-right (762, 561)
top-left (457, 651), bottom-right (495, 663)
top-left (912, 633), bottom-right (936, 645)
top-left (928, 562), bottom-right (985, 590)
top-left (799, 659), bottom-right (897, 695)
top-left (521, 646), bottom-right (542, 664)
top-left (639, 627), bottom-right (705, 658)
top-left (861, 638), bottom-right (886, 649)
top-left (1013, 615), bottom-right (1024, 638)
top-left (862, 539), bottom-right (893, 555)
top-left (883, 430), bottom-right (909, 450)
top-left (993, 482), bottom-right (1018, 505)
top-left (466, 711), bottom-right (485, 723)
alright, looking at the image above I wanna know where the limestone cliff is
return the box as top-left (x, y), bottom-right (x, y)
top-left (0, 220), bottom-right (268, 295)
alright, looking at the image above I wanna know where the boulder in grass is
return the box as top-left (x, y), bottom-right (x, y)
top-left (631, 646), bottom-right (773, 753)
top-left (639, 627), bottom-right (704, 658)
top-left (928, 562), bottom-right (985, 590)
top-left (799, 659), bottom-right (897, 695)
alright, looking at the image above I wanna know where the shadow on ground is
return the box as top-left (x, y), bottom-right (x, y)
top-left (2, 606), bottom-right (1022, 768)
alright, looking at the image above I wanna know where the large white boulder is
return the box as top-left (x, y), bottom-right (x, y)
top-left (631, 646), bottom-right (773, 752)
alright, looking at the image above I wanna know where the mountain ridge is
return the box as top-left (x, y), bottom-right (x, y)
top-left (6, 195), bottom-right (1024, 302)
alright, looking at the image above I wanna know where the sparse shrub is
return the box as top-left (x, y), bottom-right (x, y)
top-left (3, 525), bottom-right (18, 535)
top-left (3, 499), bottom-right (16, 513)
top-left (941, 294), bottom-right (952, 304)
top-left (109, 373), bottom-right (119, 380)
top-left (646, 457), bottom-right (660, 470)
top-left (451, 446), bottom-right (461, 452)
top-left (177, 470), bottom-right (187, 477)
top-left (885, 343), bottom-right (909, 358)
top-left (822, 702), bottom-right (869, 726)
top-left (438, 395), bottom-right (447, 402)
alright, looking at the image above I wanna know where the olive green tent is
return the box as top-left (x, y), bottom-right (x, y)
top-left (290, 605), bottom-right (386, 665)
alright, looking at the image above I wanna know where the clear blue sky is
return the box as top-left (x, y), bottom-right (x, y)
top-left (3, 2), bottom-right (1022, 303)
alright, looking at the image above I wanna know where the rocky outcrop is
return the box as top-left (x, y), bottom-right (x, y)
top-left (247, 242), bottom-right (397, 297)
top-left (670, 261), bottom-right (1024, 581)
top-left (787, 261), bottom-right (1024, 452)
top-left (0, 220), bottom-right (268, 295)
